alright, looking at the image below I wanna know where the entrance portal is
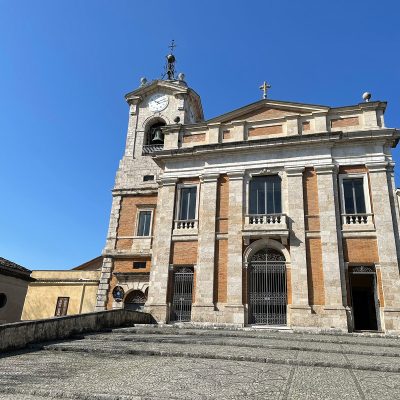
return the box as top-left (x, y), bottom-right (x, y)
top-left (124, 290), bottom-right (147, 311)
top-left (248, 249), bottom-right (287, 325)
top-left (170, 267), bottom-right (194, 322)
top-left (350, 266), bottom-right (378, 331)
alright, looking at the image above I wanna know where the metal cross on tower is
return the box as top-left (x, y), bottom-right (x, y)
top-left (168, 39), bottom-right (176, 53)
top-left (260, 81), bottom-right (271, 99)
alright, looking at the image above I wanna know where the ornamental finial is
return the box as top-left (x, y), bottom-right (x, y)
top-left (259, 81), bottom-right (271, 99)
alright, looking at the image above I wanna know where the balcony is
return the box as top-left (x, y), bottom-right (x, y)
top-left (142, 144), bottom-right (164, 155)
top-left (243, 213), bottom-right (289, 241)
top-left (172, 219), bottom-right (199, 237)
top-left (341, 213), bottom-right (375, 231)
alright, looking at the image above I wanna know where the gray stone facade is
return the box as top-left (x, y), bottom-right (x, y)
top-left (97, 75), bottom-right (400, 333)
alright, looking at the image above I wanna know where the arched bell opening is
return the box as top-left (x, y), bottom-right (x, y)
top-left (247, 247), bottom-right (287, 326)
top-left (124, 289), bottom-right (148, 312)
top-left (144, 120), bottom-right (166, 146)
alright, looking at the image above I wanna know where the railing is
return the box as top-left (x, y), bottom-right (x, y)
top-left (174, 219), bottom-right (198, 230)
top-left (245, 213), bottom-right (287, 226)
top-left (342, 213), bottom-right (374, 225)
top-left (142, 144), bottom-right (164, 155)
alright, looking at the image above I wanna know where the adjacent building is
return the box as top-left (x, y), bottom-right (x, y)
top-left (0, 257), bottom-right (34, 324)
top-left (95, 53), bottom-right (400, 332)
top-left (21, 256), bottom-right (101, 320)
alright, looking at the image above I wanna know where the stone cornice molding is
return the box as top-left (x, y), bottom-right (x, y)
top-left (112, 188), bottom-right (158, 196)
top-left (314, 164), bottom-right (338, 175)
top-left (158, 177), bottom-right (178, 187)
top-left (200, 172), bottom-right (220, 183)
top-left (227, 170), bottom-right (245, 180)
top-left (366, 161), bottom-right (389, 173)
top-left (285, 166), bottom-right (305, 177)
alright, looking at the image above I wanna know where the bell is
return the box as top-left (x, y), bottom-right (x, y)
top-left (152, 128), bottom-right (164, 144)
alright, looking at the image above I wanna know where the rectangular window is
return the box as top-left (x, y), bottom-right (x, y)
top-left (179, 187), bottom-right (197, 220)
top-left (55, 297), bottom-right (69, 317)
top-left (343, 178), bottom-right (366, 214)
top-left (137, 210), bottom-right (152, 236)
top-left (249, 175), bottom-right (282, 214)
top-left (133, 261), bottom-right (147, 269)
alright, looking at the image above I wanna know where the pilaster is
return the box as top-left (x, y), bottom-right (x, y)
top-left (315, 164), bottom-right (347, 329)
top-left (95, 257), bottom-right (113, 311)
top-left (367, 162), bottom-right (400, 332)
top-left (145, 177), bottom-right (177, 322)
top-left (225, 171), bottom-right (245, 325)
top-left (285, 167), bottom-right (310, 319)
top-left (191, 173), bottom-right (219, 321)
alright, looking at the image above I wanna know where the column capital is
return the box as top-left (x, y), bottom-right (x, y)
top-left (366, 161), bottom-right (389, 173)
top-left (158, 177), bottom-right (178, 187)
top-left (200, 172), bottom-right (220, 183)
top-left (314, 164), bottom-right (338, 175)
top-left (285, 166), bottom-right (305, 177)
top-left (227, 170), bottom-right (245, 180)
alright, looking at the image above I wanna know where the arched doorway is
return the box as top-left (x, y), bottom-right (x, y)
top-left (124, 290), bottom-right (147, 311)
top-left (248, 248), bottom-right (287, 325)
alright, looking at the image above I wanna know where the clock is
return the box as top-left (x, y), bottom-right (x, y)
top-left (148, 93), bottom-right (169, 112)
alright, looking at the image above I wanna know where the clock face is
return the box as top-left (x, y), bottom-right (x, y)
top-left (148, 93), bottom-right (169, 112)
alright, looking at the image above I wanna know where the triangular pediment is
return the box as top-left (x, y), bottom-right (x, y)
top-left (207, 99), bottom-right (329, 124)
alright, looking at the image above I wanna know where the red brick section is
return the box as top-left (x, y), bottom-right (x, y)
top-left (376, 269), bottom-right (385, 307)
top-left (170, 241), bottom-right (198, 265)
top-left (302, 121), bottom-right (311, 131)
top-left (222, 130), bottom-right (232, 139)
top-left (214, 175), bottom-right (229, 304)
top-left (331, 116), bottom-right (359, 128)
top-left (106, 258), bottom-right (151, 309)
top-left (338, 165), bottom-right (367, 174)
top-left (248, 125), bottom-right (282, 137)
top-left (223, 107), bottom-right (303, 123)
top-left (343, 238), bottom-right (379, 263)
top-left (303, 167), bottom-right (325, 305)
top-left (116, 194), bottom-right (157, 239)
top-left (182, 133), bottom-right (205, 143)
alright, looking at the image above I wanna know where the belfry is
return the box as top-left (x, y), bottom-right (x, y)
top-left (96, 45), bottom-right (400, 333)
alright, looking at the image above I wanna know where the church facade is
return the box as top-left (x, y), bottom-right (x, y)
top-left (95, 56), bottom-right (400, 333)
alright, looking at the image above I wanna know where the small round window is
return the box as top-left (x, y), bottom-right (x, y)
top-left (0, 293), bottom-right (7, 308)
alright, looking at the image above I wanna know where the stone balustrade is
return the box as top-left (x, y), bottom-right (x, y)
top-left (244, 214), bottom-right (288, 234)
top-left (341, 213), bottom-right (374, 226)
top-left (142, 144), bottom-right (164, 155)
top-left (174, 219), bottom-right (198, 230)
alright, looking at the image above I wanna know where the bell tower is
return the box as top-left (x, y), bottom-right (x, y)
top-left (95, 44), bottom-right (204, 311)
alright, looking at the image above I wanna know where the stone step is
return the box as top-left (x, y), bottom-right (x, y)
top-left (110, 326), bottom-right (400, 348)
top-left (39, 336), bottom-right (400, 373)
top-left (75, 332), bottom-right (400, 358)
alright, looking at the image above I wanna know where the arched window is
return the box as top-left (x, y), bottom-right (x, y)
top-left (124, 290), bottom-right (147, 311)
top-left (145, 121), bottom-right (166, 146)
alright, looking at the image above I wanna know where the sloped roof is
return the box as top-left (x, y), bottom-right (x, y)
top-left (206, 98), bottom-right (330, 124)
top-left (72, 256), bottom-right (103, 271)
top-left (0, 257), bottom-right (34, 281)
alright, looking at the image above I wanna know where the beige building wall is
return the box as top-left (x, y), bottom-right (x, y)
top-left (21, 270), bottom-right (100, 320)
top-left (0, 274), bottom-right (30, 324)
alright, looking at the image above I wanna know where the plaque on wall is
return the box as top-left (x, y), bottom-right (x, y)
top-left (112, 286), bottom-right (125, 302)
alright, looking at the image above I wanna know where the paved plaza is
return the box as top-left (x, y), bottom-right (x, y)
top-left (1, 326), bottom-right (400, 399)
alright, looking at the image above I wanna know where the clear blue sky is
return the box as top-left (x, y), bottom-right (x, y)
top-left (1, 0), bottom-right (399, 270)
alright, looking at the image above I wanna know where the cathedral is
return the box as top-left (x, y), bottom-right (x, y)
top-left (95, 48), bottom-right (400, 333)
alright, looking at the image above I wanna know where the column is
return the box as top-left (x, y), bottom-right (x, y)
top-left (225, 171), bottom-right (245, 325)
top-left (95, 194), bottom-right (122, 311)
top-left (145, 177), bottom-right (177, 322)
top-left (285, 167), bottom-right (311, 321)
top-left (315, 165), bottom-right (347, 328)
top-left (367, 162), bottom-right (400, 332)
top-left (191, 173), bottom-right (219, 321)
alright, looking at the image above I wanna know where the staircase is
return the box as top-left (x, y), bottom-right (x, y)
top-left (1, 326), bottom-right (400, 399)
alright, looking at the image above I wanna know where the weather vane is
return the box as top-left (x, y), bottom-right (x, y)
top-left (162, 40), bottom-right (177, 80)
top-left (168, 39), bottom-right (176, 53)
top-left (259, 81), bottom-right (271, 99)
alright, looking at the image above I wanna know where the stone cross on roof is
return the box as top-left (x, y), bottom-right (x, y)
top-left (259, 81), bottom-right (271, 99)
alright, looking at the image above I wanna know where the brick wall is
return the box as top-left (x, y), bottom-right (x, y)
top-left (216, 175), bottom-right (229, 234)
top-left (248, 125), bottom-right (283, 137)
top-left (331, 116), bottom-right (359, 128)
top-left (182, 133), bottom-right (205, 143)
top-left (170, 241), bottom-right (198, 265)
top-left (303, 167), bottom-right (325, 305)
top-left (343, 238), bottom-right (379, 263)
top-left (214, 239), bottom-right (228, 303)
top-left (106, 258), bottom-right (151, 309)
top-left (116, 194), bottom-right (157, 240)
